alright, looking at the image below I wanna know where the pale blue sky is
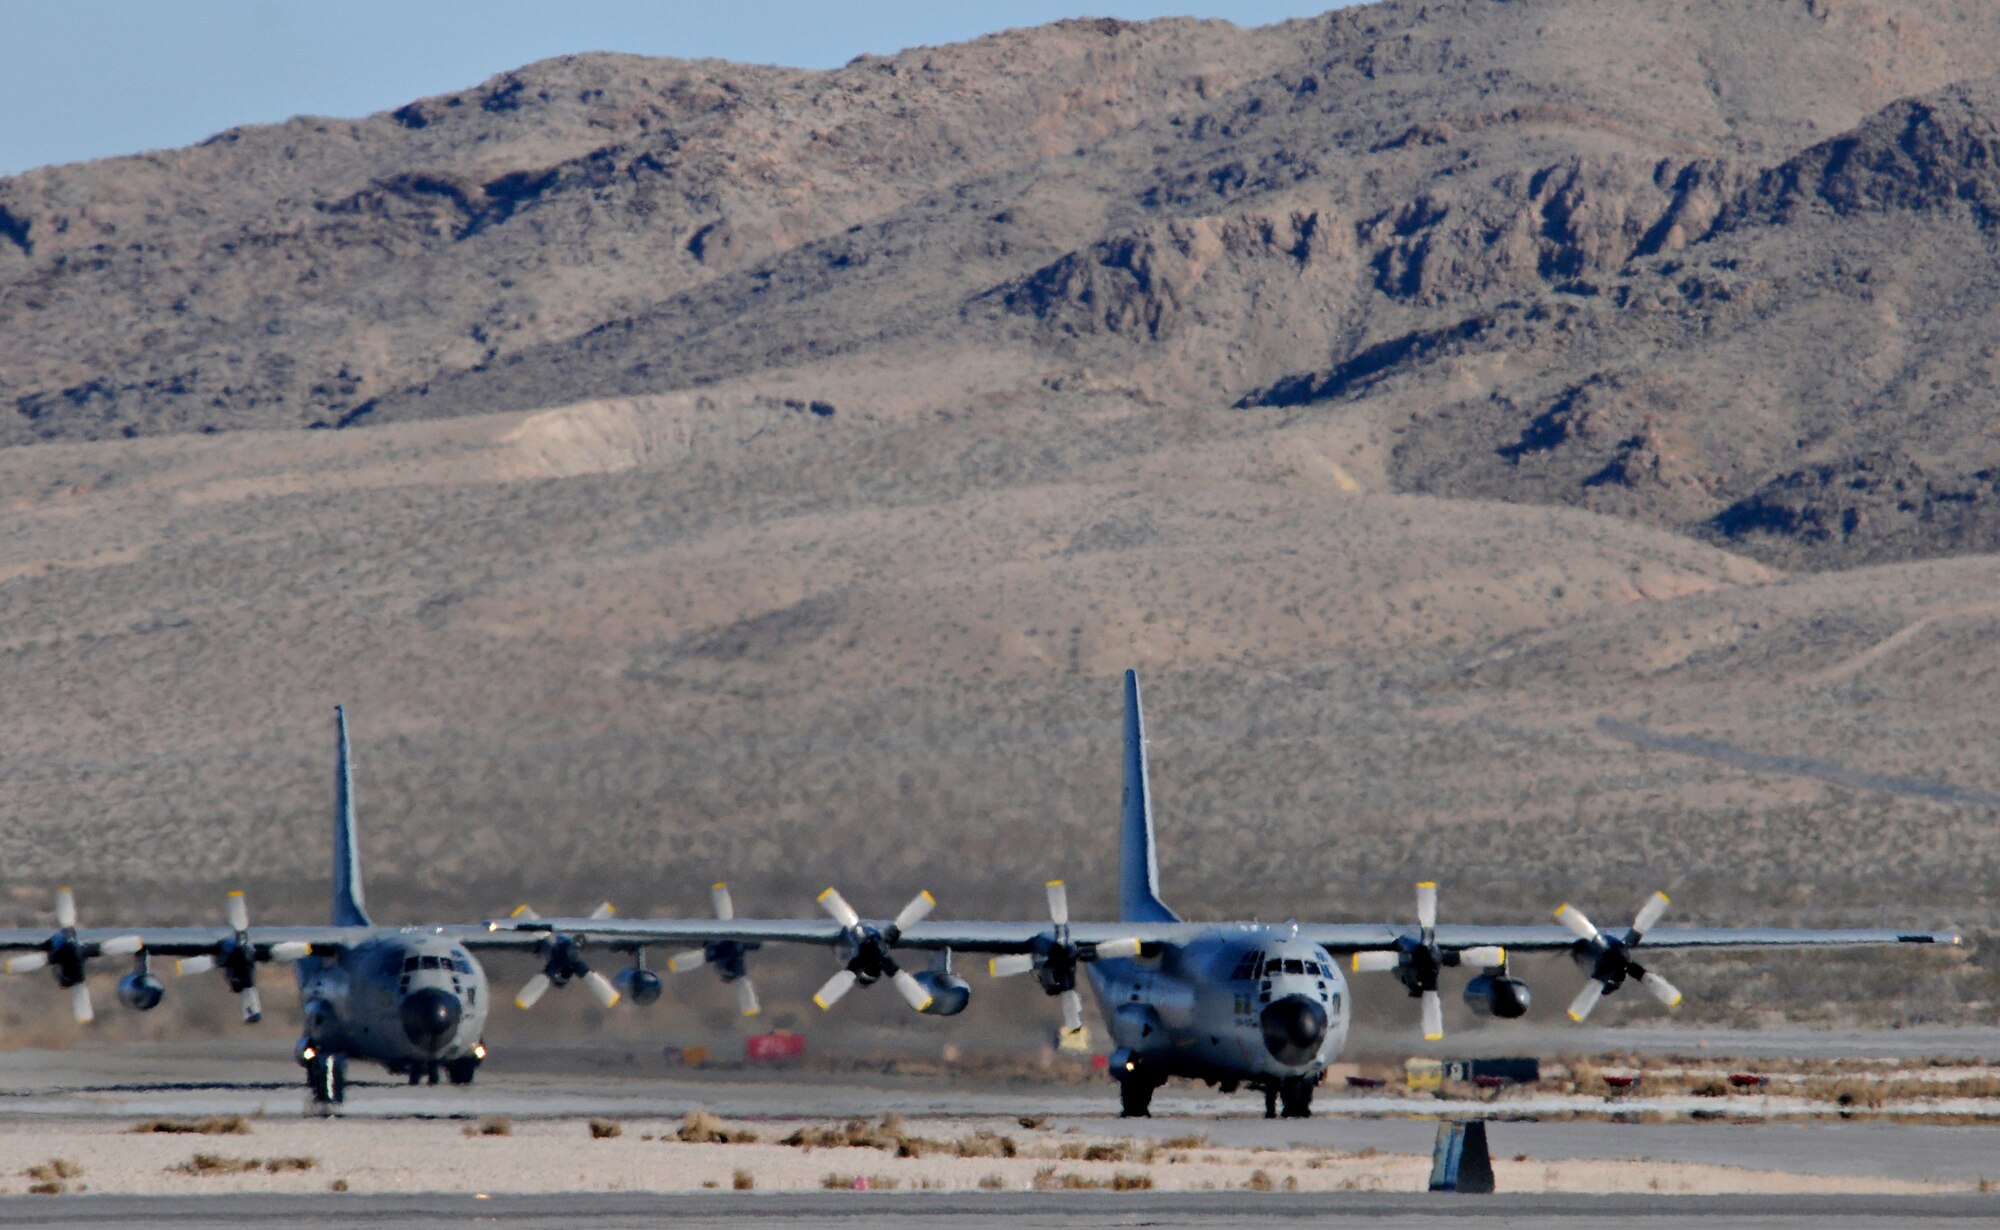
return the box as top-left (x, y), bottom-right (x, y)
top-left (0, 2), bottom-right (1359, 177)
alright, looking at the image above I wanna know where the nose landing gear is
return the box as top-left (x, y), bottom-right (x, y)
top-left (303, 1049), bottom-right (347, 1107)
top-left (1263, 1075), bottom-right (1317, 1119)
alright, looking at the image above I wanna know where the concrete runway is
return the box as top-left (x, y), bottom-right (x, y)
top-left (5, 1191), bottom-right (2000, 1228)
top-left (3, 1045), bottom-right (2000, 1185)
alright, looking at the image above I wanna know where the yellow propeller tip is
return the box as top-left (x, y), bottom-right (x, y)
top-left (605, 994), bottom-right (621, 1009)
top-left (227, 890), bottom-right (245, 898)
top-left (919, 890), bottom-right (935, 905)
top-left (712, 881), bottom-right (728, 891)
top-left (917, 997), bottom-right (935, 1012)
top-left (510, 905), bottom-right (532, 918)
top-left (816, 887), bottom-right (838, 902)
top-left (1554, 904), bottom-right (1571, 917)
top-left (1655, 891), bottom-right (1671, 904)
top-left (513, 998), bottom-right (534, 1010)
top-left (742, 1006), bottom-right (761, 1017)
top-left (1417, 880), bottom-right (1437, 889)
top-left (1424, 1033), bottom-right (1444, 1042)
top-left (1045, 879), bottom-right (1065, 888)
top-left (812, 994), bottom-right (833, 1011)
top-left (1566, 1010), bottom-right (1585, 1022)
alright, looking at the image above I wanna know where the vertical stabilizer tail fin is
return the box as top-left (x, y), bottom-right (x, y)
top-left (331, 706), bottom-right (372, 927)
top-left (1120, 670), bottom-right (1179, 923)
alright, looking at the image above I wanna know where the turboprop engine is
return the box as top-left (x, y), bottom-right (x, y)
top-left (1462, 972), bottom-right (1531, 1019)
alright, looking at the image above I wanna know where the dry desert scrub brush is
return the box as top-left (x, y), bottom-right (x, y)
top-left (131, 1115), bottom-right (249, 1135)
top-left (678, 1109), bottom-right (759, 1144)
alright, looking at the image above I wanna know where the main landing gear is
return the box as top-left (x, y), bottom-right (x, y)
top-left (1263, 1076), bottom-right (1316, 1119)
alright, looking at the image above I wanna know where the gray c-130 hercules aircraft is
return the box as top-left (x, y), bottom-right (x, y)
top-left (0, 708), bottom-right (583, 1106)
top-left (501, 671), bottom-right (1965, 1119)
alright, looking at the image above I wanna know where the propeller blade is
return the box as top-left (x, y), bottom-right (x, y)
top-left (1045, 880), bottom-right (1069, 927)
top-left (892, 969), bottom-right (933, 1012)
top-left (510, 905), bottom-right (541, 922)
top-left (1421, 989), bottom-right (1444, 1041)
top-left (55, 888), bottom-right (77, 931)
top-left (268, 942), bottom-right (312, 962)
top-left (240, 986), bottom-right (263, 1024)
top-left (1091, 937), bottom-right (1143, 960)
top-left (736, 978), bottom-right (761, 1017)
top-left (812, 968), bottom-right (858, 1010)
top-left (817, 888), bottom-right (861, 930)
top-left (588, 902), bottom-right (617, 921)
top-left (1416, 881), bottom-right (1438, 931)
top-left (70, 982), bottom-right (93, 1024)
top-left (515, 972), bottom-right (552, 1010)
top-left (1059, 988), bottom-right (1084, 1034)
top-left (6, 953), bottom-right (49, 974)
top-left (1554, 903), bottom-right (1601, 943)
top-left (1567, 980), bottom-right (1608, 1023)
top-left (711, 882), bottom-right (735, 921)
top-left (893, 891), bottom-right (936, 934)
top-left (1459, 945), bottom-right (1506, 969)
top-left (583, 970), bottom-right (621, 1008)
top-left (667, 949), bottom-right (710, 974)
top-left (1351, 951), bottom-right (1400, 973)
top-left (989, 954), bottom-right (1037, 978)
top-left (1631, 891), bottom-right (1671, 939)
top-left (1637, 969), bottom-right (1683, 1008)
top-left (176, 955), bottom-right (216, 976)
top-left (96, 935), bottom-right (144, 958)
top-left (226, 891), bottom-right (249, 933)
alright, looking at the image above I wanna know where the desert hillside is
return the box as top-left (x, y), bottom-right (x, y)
top-left (2, 0), bottom-right (1999, 1033)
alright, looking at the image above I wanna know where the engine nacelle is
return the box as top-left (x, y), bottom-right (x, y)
top-left (117, 972), bottom-right (165, 1011)
top-left (1463, 974), bottom-right (1531, 1019)
top-left (911, 969), bottom-right (970, 1016)
top-left (613, 967), bottom-right (663, 1006)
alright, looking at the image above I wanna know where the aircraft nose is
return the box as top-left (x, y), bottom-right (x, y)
top-left (400, 987), bottom-right (462, 1052)
top-left (1260, 994), bottom-right (1329, 1066)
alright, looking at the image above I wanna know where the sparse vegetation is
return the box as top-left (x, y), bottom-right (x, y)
top-left (678, 1110), bottom-right (759, 1144)
top-left (132, 1115), bottom-right (250, 1135)
top-left (588, 1118), bottom-right (622, 1140)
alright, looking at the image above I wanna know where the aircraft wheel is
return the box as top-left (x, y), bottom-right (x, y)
top-left (1117, 1071), bottom-right (1157, 1118)
top-left (307, 1053), bottom-right (347, 1105)
top-left (447, 1057), bottom-right (480, 1086)
top-left (1279, 1076), bottom-right (1314, 1119)
top-left (1263, 1085), bottom-right (1278, 1119)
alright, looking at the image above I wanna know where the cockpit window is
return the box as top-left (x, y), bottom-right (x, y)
top-left (402, 955), bottom-right (419, 973)
top-left (1283, 959), bottom-right (1305, 975)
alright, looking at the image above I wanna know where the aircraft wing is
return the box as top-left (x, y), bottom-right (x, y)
top-left (1302, 924), bottom-right (1964, 954)
top-left (490, 916), bottom-right (1218, 953)
top-left (0, 925), bottom-right (550, 959)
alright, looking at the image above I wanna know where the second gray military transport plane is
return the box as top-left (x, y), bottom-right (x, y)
top-left (504, 671), bottom-right (1965, 1118)
top-left (0, 708), bottom-right (636, 1106)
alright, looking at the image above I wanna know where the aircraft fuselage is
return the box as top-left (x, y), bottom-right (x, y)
top-left (296, 932), bottom-right (489, 1076)
top-left (1090, 925), bottom-right (1349, 1095)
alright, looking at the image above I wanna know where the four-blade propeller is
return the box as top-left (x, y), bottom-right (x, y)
top-left (1348, 882), bottom-right (1504, 1041)
top-left (666, 882), bottom-right (762, 1017)
top-left (1556, 891), bottom-right (1683, 1022)
top-left (986, 880), bottom-right (1142, 1033)
top-left (3, 889), bottom-right (144, 1023)
top-left (174, 891), bottom-right (312, 1023)
top-left (811, 887), bottom-right (938, 1013)
top-left (513, 903), bottom-right (621, 1010)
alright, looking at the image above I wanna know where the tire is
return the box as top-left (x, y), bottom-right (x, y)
top-left (446, 1057), bottom-right (480, 1086)
top-left (1118, 1072), bottom-right (1155, 1118)
top-left (1279, 1076), bottom-right (1314, 1119)
top-left (307, 1053), bottom-right (347, 1105)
